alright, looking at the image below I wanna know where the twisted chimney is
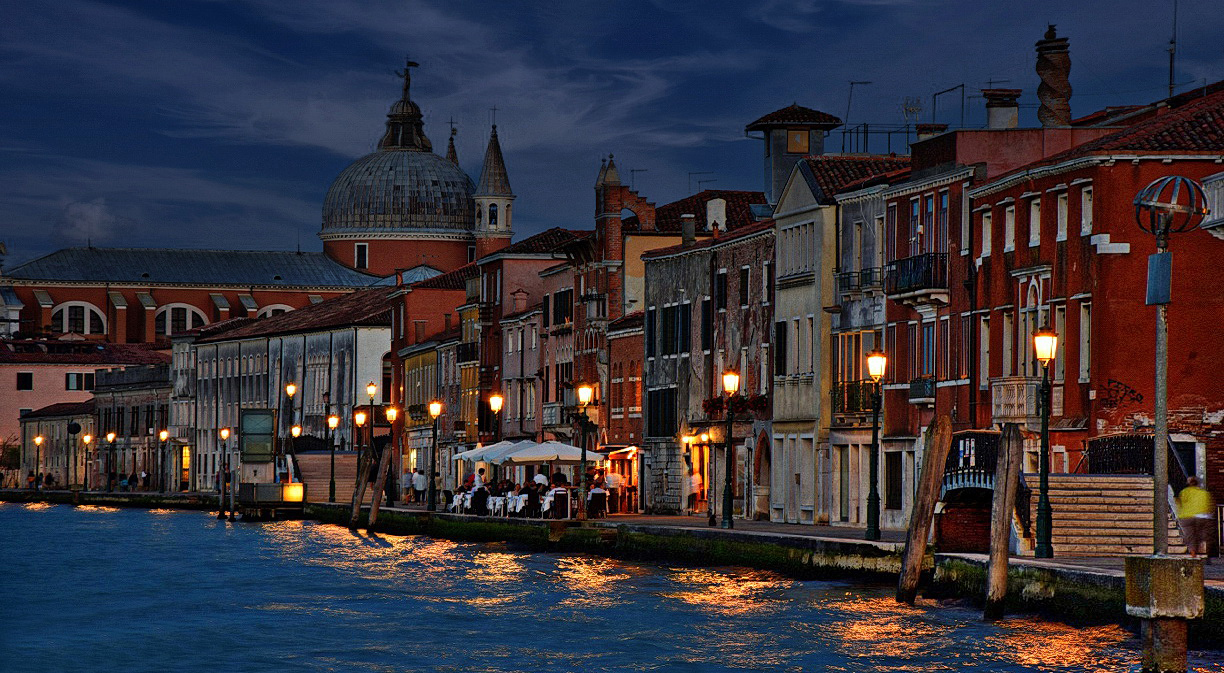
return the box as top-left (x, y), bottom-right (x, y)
top-left (1036, 25), bottom-right (1072, 126)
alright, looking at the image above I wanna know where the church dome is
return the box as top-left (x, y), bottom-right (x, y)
top-left (320, 62), bottom-right (476, 239)
top-left (321, 150), bottom-right (475, 236)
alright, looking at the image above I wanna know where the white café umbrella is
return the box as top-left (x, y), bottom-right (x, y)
top-left (453, 440), bottom-right (532, 463)
top-left (500, 440), bottom-right (605, 464)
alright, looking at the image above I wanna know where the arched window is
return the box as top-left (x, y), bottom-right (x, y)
top-left (154, 304), bottom-right (207, 337)
top-left (256, 304), bottom-right (294, 319)
top-left (488, 204), bottom-right (498, 228)
top-left (475, 207), bottom-right (482, 225)
top-left (50, 302), bottom-right (106, 335)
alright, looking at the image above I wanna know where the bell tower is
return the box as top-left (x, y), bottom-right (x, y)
top-left (474, 124), bottom-right (514, 257)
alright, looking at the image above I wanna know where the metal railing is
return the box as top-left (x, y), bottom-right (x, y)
top-left (860, 267), bottom-right (883, 289)
top-left (1081, 433), bottom-right (1191, 493)
top-left (831, 380), bottom-right (875, 414)
top-left (908, 376), bottom-right (936, 402)
top-left (836, 270), bottom-right (861, 294)
top-left (456, 342), bottom-right (479, 363)
top-left (884, 252), bottom-right (948, 295)
top-left (941, 430), bottom-right (1032, 536)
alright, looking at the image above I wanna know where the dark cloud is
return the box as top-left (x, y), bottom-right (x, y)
top-left (1, 0), bottom-right (1221, 265)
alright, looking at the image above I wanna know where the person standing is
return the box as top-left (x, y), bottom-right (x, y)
top-left (687, 467), bottom-right (703, 515)
top-left (412, 469), bottom-right (427, 504)
top-left (1177, 476), bottom-right (1215, 561)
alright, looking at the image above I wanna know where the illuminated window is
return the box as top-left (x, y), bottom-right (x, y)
top-left (786, 130), bottom-right (809, 154)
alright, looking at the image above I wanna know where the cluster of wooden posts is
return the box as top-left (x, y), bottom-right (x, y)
top-left (349, 440), bottom-right (395, 529)
top-left (895, 416), bottom-right (1024, 620)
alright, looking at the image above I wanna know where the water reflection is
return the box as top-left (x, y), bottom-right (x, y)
top-left (4, 505), bottom-right (1221, 673)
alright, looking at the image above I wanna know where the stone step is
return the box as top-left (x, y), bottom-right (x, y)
top-left (1046, 495), bottom-right (1153, 505)
top-left (1051, 519), bottom-right (1173, 530)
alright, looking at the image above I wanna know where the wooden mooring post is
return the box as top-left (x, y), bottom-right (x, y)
top-left (897, 415), bottom-right (952, 605)
top-left (984, 423), bottom-right (1024, 620)
top-left (366, 444), bottom-right (393, 530)
top-left (348, 449), bottom-right (374, 528)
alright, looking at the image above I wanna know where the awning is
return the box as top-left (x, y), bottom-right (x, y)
top-left (453, 440), bottom-right (532, 463)
top-left (499, 440), bottom-right (605, 465)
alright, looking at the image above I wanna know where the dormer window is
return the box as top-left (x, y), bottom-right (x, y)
top-left (787, 129), bottom-right (809, 154)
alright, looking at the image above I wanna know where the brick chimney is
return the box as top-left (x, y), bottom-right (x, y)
top-left (1036, 24), bottom-right (1072, 126)
top-left (681, 213), bottom-right (696, 247)
top-left (982, 89), bottom-right (1022, 129)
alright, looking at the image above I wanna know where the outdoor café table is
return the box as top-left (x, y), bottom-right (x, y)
top-left (489, 496), bottom-right (507, 517)
top-left (509, 494), bottom-right (527, 513)
top-left (449, 494), bottom-right (463, 512)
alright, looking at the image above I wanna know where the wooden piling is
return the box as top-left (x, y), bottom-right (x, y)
top-left (366, 445), bottom-right (393, 530)
top-left (984, 423), bottom-right (1023, 620)
top-left (897, 415), bottom-right (952, 605)
top-left (348, 449), bottom-right (373, 528)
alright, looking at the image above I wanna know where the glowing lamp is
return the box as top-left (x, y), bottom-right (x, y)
top-left (82, 434), bottom-right (93, 445)
top-left (1034, 327), bottom-right (1058, 367)
top-left (105, 432), bottom-right (115, 443)
top-left (866, 350), bottom-right (888, 384)
top-left (366, 382), bottom-right (378, 399)
top-left (327, 415), bottom-right (339, 430)
top-left (159, 430), bottom-right (169, 442)
top-left (291, 425), bottom-right (301, 438)
top-left (219, 428), bottom-right (230, 441)
top-left (385, 407), bottom-right (398, 423)
top-left (285, 383), bottom-right (297, 398)
top-left (488, 393), bottom-right (504, 414)
top-left (576, 383), bottom-right (594, 407)
top-left (354, 411), bottom-right (367, 427)
top-left (722, 369), bottom-right (741, 396)
top-left (282, 482), bottom-right (304, 503)
top-left (428, 400), bottom-right (443, 419)
top-left (699, 433), bottom-right (710, 444)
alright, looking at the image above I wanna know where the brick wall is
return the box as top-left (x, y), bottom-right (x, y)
top-left (935, 498), bottom-right (992, 553)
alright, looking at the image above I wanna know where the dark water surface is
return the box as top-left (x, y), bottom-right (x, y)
top-left (2, 503), bottom-right (1221, 672)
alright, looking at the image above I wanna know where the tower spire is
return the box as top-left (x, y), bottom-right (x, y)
top-left (476, 124), bottom-right (512, 196)
top-left (378, 58), bottom-right (432, 151)
top-left (445, 118), bottom-right (459, 165)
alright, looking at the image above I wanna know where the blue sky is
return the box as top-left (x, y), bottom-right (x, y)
top-left (2, 0), bottom-right (1221, 266)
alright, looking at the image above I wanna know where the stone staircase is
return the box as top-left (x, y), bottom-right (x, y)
top-left (294, 452), bottom-right (359, 503)
top-left (1025, 474), bottom-right (1187, 556)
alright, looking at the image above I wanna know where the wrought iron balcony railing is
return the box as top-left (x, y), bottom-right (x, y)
top-left (908, 376), bottom-right (935, 404)
top-left (884, 252), bottom-right (948, 297)
top-left (831, 380), bottom-right (875, 414)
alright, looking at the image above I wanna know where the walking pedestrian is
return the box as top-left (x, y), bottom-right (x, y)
top-left (1177, 476), bottom-right (1215, 562)
top-left (412, 469), bottom-right (427, 503)
top-left (27, 470), bottom-right (36, 490)
top-left (687, 467), bottom-right (703, 515)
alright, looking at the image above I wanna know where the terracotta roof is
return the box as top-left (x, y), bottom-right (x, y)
top-left (483, 228), bottom-right (583, 257)
top-left (837, 166), bottom-right (913, 194)
top-left (22, 399), bottom-right (95, 419)
top-left (746, 103), bottom-right (842, 131)
top-left (800, 155), bottom-right (912, 204)
top-left (409, 262), bottom-right (478, 291)
top-left (983, 83), bottom-right (1224, 187)
top-left (623, 190), bottom-right (768, 233)
top-left (198, 287), bottom-right (394, 342)
top-left (177, 316), bottom-right (257, 339)
top-left (641, 218), bottom-right (775, 260)
top-left (0, 340), bottom-right (170, 365)
top-left (501, 302), bottom-right (542, 322)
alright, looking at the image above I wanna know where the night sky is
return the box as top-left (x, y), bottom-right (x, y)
top-left (2, 0), bottom-right (1221, 266)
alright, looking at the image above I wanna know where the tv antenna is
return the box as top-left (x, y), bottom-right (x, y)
top-left (688, 171), bottom-right (714, 194)
top-left (901, 97), bottom-right (923, 125)
top-left (845, 80), bottom-right (872, 127)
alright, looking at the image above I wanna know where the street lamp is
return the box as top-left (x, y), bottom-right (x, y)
top-left (720, 369), bottom-right (740, 529)
top-left (1133, 176), bottom-right (1209, 555)
top-left (1032, 326), bottom-right (1059, 558)
top-left (159, 429), bottom-right (169, 493)
top-left (82, 434), bottom-right (93, 491)
top-left (865, 350), bottom-right (888, 541)
top-left (428, 400), bottom-right (443, 512)
top-left (105, 432), bottom-right (115, 492)
top-left (327, 414), bottom-right (340, 503)
top-left (575, 383), bottom-right (595, 521)
top-left (488, 393), bottom-right (504, 443)
top-left (385, 406), bottom-right (399, 506)
top-left (217, 427), bottom-right (231, 519)
top-left (220, 427), bottom-right (235, 521)
top-left (34, 435), bottom-right (43, 490)
top-left (285, 383), bottom-right (298, 484)
top-left (354, 410), bottom-right (367, 490)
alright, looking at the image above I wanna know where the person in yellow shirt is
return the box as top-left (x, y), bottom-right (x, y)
top-left (1176, 477), bottom-right (1215, 561)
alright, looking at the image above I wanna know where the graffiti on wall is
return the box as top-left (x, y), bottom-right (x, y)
top-left (1101, 379), bottom-right (1144, 408)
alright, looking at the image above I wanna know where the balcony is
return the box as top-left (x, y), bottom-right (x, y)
top-left (884, 253), bottom-right (949, 306)
top-left (836, 270), bottom-right (861, 295)
top-left (456, 342), bottom-right (479, 364)
top-left (831, 380), bottom-right (875, 414)
top-left (542, 402), bottom-right (565, 428)
top-left (908, 376), bottom-right (935, 404)
top-left (990, 376), bottom-right (1040, 428)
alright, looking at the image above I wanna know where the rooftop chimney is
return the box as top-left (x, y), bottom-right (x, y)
top-left (1036, 24), bottom-right (1072, 126)
top-left (915, 123), bottom-right (948, 141)
top-left (982, 89), bottom-right (1022, 129)
top-left (681, 213), bottom-right (696, 247)
top-left (706, 198), bottom-right (726, 232)
top-left (512, 290), bottom-right (528, 313)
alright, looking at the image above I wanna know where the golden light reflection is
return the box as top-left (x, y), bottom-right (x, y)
top-left (660, 567), bottom-right (791, 616)
top-left (23, 502), bottom-right (54, 511)
top-left (554, 556), bottom-right (634, 609)
top-left (816, 596), bottom-right (955, 661)
top-left (986, 617), bottom-right (1135, 672)
top-left (467, 551), bottom-right (528, 585)
top-left (75, 505), bottom-right (121, 513)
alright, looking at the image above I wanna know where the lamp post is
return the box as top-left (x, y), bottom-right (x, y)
top-left (82, 434), bottom-right (93, 491)
top-left (720, 369), bottom-right (740, 530)
top-left (220, 428), bottom-right (235, 521)
top-left (105, 432), bottom-right (115, 492)
top-left (428, 400), bottom-right (442, 512)
top-left (1133, 176), bottom-right (1209, 555)
top-left (327, 414), bottom-right (340, 503)
top-left (1032, 327), bottom-right (1058, 558)
top-left (865, 350), bottom-right (888, 541)
top-left (217, 427), bottom-right (230, 519)
top-left (354, 410), bottom-right (367, 491)
top-left (488, 393), bottom-right (504, 443)
top-left (385, 405), bottom-right (399, 506)
top-left (67, 422), bottom-right (80, 493)
top-left (158, 429), bottom-right (169, 493)
top-left (576, 383), bottom-right (595, 521)
top-left (285, 383), bottom-right (297, 483)
top-left (34, 435), bottom-right (43, 490)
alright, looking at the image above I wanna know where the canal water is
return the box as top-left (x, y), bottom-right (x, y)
top-left (2, 503), bottom-right (1220, 672)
